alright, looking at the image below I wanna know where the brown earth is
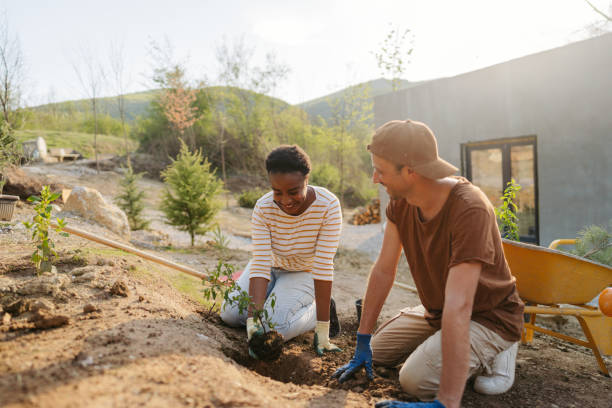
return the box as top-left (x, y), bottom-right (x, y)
top-left (1, 162), bottom-right (611, 407)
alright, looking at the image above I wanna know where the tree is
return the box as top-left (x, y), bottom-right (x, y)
top-left (327, 80), bottom-right (373, 205)
top-left (0, 119), bottom-right (19, 195)
top-left (144, 38), bottom-right (204, 154)
top-left (115, 165), bottom-right (149, 231)
top-left (215, 37), bottom-right (290, 172)
top-left (0, 11), bottom-right (25, 128)
top-left (160, 139), bottom-right (223, 246)
top-left (109, 40), bottom-right (131, 164)
top-left (585, 0), bottom-right (612, 21)
top-left (374, 24), bottom-right (413, 92)
top-left (71, 45), bottom-right (105, 173)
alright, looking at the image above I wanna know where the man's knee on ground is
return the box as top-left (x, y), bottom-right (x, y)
top-left (371, 347), bottom-right (403, 367)
top-left (398, 365), bottom-right (437, 401)
top-left (371, 334), bottom-right (407, 367)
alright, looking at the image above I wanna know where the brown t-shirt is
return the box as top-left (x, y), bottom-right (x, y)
top-left (387, 177), bottom-right (524, 341)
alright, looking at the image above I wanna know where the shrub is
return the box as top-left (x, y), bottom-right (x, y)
top-left (572, 220), bottom-right (612, 266)
top-left (310, 163), bottom-right (340, 193)
top-left (237, 188), bottom-right (265, 208)
top-left (0, 121), bottom-right (20, 195)
top-left (495, 179), bottom-right (521, 241)
top-left (115, 165), bottom-right (150, 230)
top-left (23, 186), bottom-right (69, 274)
top-left (160, 139), bottom-right (223, 246)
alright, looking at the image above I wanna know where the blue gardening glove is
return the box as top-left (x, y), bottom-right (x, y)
top-left (246, 317), bottom-right (263, 359)
top-left (332, 333), bottom-right (373, 383)
top-left (375, 400), bottom-right (445, 408)
top-left (314, 321), bottom-right (342, 356)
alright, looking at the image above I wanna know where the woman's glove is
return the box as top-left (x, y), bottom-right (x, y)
top-left (313, 321), bottom-right (342, 356)
top-left (246, 317), bottom-right (263, 341)
top-left (246, 317), bottom-right (264, 359)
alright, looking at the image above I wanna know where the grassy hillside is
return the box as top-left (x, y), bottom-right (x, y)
top-left (30, 90), bottom-right (160, 123)
top-left (15, 129), bottom-right (137, 159)
top-left (298, 78), bottom-right (425, 122)
top-left (29, 86), bottom-right (291, 124)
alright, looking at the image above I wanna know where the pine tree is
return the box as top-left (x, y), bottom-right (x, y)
top-left (160, 139), bottom-right (223, 246)
top-left (115, 165), bottom-right (150, 231)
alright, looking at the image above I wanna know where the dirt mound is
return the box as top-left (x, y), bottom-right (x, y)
top-left (1, 165), bottom-right (66, 201)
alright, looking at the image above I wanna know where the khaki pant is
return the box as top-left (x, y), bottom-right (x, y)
top-left (371, 305), bottom-right (515, 401)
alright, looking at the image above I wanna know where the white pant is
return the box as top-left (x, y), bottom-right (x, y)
top-left (219, 261), bottom-right (317, 341)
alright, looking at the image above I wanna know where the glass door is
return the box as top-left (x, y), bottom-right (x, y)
top-left (462, 136), bottom-right (539, 244)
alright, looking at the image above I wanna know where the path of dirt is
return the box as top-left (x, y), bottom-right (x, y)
top-left (1, 161), bottom-right (610, 407)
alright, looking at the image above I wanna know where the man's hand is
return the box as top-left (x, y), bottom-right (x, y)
top-left (375, 400), bottom-right (445, 407)
top-left (314, 321), bottom-right (342, 356)
top-left (332, 333), bottom-right (373, 382)
top-left (246, 317), bottom-right (263, 359)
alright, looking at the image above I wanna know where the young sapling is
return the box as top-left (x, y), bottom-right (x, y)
top-left (23, 186), bottom-right (69, 274)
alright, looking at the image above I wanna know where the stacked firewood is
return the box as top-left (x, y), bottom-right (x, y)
top-left (350, 199), bottom-right (381, 225)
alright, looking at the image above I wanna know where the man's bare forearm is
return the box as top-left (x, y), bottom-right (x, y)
top-left (437, 296), bottom-right (473, 407)
top-left (358, 266), bottom-right (395, 334)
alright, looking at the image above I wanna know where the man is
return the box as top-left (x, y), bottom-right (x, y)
top-left (333, 120), bottom-right (524, 408)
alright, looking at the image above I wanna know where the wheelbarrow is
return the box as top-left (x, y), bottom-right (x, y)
top-left (502, 238), bottom-right (612, 375)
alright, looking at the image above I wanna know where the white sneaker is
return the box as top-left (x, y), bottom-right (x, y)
top-left (473, 342), bottom-right (518, 395)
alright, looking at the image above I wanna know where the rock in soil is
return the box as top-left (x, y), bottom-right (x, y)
top-left (30, 310), bottom-right (70, 329)
top-left (248, 330), bottom-right (284, 361)
top-left (4, 298), bottom-right (33, 315)
top-left (110, 279), bottom-right (129, 297)
top-left (83, 303), bottom-right (100, 314)
top-left (16, 274), bottom-right (70, 296)
top-left (2, 313), bottom-right (11, 325)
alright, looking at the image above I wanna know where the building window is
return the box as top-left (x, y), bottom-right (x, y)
top-left (461, 136), bottom-right (539, 244)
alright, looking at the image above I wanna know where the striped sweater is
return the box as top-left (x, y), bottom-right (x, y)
top-left (250, 186), bottom-right (342, 281)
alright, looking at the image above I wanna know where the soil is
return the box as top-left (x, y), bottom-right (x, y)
top-left (1, 161), bottom-right (611, 407)
top-left (248, 330), bottom-right (284, 362)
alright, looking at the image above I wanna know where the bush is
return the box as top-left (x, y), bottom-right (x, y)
top-left (115, 165), bottom-right (150, 231)
top-left (310, 163), bottom-right (340, 193)
top-left (160, 139), bottom-right (223, 246)
top-left (572, 220), bottom-right (612, 266)
top-left (238, 188), bottom-right (265, 208)
top-left (23, 186), bottom-right (68, 274)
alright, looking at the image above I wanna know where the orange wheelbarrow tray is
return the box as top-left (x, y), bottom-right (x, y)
top-left (502, 239), bottom-right (612, 376)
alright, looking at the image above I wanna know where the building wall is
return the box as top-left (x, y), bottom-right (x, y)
top-left (374, 33), bottom-right (612, 246)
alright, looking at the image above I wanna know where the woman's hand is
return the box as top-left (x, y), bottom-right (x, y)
top-left (314, 321), bottom-right (342, 356)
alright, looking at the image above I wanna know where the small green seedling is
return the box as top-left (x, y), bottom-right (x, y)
top-left (23, 186), bottom-right (69, 274)
top-left (495, 179), bottom-right (521, 241)
top-left (202, 261), bottom-right (237, 316)
top-left (210, 225), bottom-right (230, 251)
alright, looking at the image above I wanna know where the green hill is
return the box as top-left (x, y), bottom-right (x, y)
top-left (28, 78), bottom-right (424, 126)
top-left (14, 129), bottom-right (137, 159)
top-left (30, 90), bottom-right (160, 123)
top-left (29, 86), bottom-right (291, 124)
top-left (297, 78), bottom-right (424, 122)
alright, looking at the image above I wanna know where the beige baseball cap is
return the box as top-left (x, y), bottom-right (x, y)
top-left (367, 119), bottom-right (458, 179)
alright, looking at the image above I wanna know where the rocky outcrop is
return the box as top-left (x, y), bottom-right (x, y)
top-left (64, 186), bottom-right (130, 240)
top-left (1, 166), bottom-right (66, 201)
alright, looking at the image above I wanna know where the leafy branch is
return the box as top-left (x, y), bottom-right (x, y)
top-left (495, 179), bottom-right (521, 241)
top-left (23, 186), bottom-right (69, 274)
top-left (202, 261), bottom-right (276, 331)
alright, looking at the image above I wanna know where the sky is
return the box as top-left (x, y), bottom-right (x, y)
top-left (2, 0), bottom-right (611, 106)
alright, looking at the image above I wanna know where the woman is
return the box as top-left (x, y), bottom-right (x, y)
top-left (221, 145), bottom-right (342, 357)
